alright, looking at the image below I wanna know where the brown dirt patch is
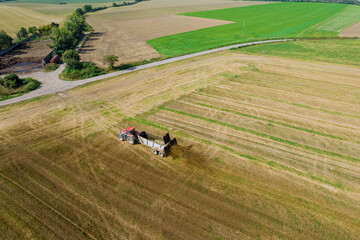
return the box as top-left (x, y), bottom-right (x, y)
top-left (339, 22), bottom-right (360, 37)
top-left (0, 39), bottom-right (51, 74)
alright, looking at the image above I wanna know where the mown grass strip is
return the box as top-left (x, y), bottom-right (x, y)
top-left (160, 106), bottom-right (360, 163)
top-left (225, 88), bottom-right (360, 119)
top-left (194, 91), bottom-right (360, 132)
top-left (195, 102), bottom-right (345, 140)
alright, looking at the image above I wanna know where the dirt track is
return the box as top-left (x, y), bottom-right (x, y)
top-left (1, 44), bottom-right (360, 239)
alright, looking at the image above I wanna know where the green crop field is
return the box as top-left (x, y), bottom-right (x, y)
top-left (233, 39), bottom-right (360, 66)
top-left (147, 3), bottom-right (360, 57)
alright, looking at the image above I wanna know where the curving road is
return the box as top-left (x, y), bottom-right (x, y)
top-left (0, 39), bottom-right (292, 107)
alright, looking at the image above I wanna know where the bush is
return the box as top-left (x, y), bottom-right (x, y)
top-left (61, 62), bottom-right (106, 80)
top-left (3, 73), bottom-right (23, 89)
top-left (0, 30), bottom-right (13, 50)
top-left (28, 26), bottom-right (37, 35)
top-left (62, 50), bottom-right (81, 69)
top-left (23, 78), bottom-right (40, 91)
top-left (44, 63), bottom-right (59, 72)
top-left (0, 75), bottom-right (40, 100)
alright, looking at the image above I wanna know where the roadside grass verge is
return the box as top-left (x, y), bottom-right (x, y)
top-left (233, 39), bottom-right (360, 67)
top-left (159, 106), bottom-right (360, 163)
top-left (147, 3), bottom-right (357, 57)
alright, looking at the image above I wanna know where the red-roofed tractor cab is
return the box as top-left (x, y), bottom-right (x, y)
top-left (118, 126), bottom-right (139, 144)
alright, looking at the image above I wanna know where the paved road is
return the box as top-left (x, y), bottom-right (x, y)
top-left (0, 39), bottom-right (292, 107)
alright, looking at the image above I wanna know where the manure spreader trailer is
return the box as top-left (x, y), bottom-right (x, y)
top-left (118, 127), bottom-right (177, 157)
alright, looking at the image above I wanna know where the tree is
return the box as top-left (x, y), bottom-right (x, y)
top-left (75, 8), bottom-right (84, 15)
top-left (0, 30), bottom-right (13, 50)
top-left (28, 26), bottom-right (37, 35)
top-left (112, 2), bottom-right (118, 7)
top-left (50, 28), bottom-right (76, 54)
top-left (82, 4), bottom-right (93, 13)
top-left (62, 50), bottom-right (81, 69)
top-left (38, 25), bottom-right (52, 36)
top-left (16, 27), bottom-right (28, 40)
top-left (63, 12), bottom-right (86, 40)
top-left (103, 54), bottom-right (119, 69)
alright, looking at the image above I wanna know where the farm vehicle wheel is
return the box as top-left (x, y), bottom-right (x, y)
top-left (158, 152), bottom-right (165, 157)
top-left (152, 149), bottom-right (158, 155)
top-left (118, 133), bottom-right (125, 141)
top-left (127, 136), bottom-right (135, 145)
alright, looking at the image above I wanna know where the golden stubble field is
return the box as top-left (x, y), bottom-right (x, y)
top-left (0, 2), bottom-right (111, 36)
top-left (80, 0), bottom-right (268, 67)
top-left (1, 51), bottom-right (360, 239)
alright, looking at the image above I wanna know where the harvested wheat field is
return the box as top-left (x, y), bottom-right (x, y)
top-left (80, 0), bottom-right (268, 66)
top-left (1, 51), bottom-right (360, 239)
top-left (0, 4), bottom-right (62, 37)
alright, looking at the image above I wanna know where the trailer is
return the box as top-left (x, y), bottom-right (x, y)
top-left (118, 127), bottom-right (177, 157)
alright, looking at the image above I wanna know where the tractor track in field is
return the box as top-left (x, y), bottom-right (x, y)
top-left (0, 39), bottom-right (292, 107)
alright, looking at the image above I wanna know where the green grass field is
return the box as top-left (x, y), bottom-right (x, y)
top-left (147, 3), bottom-right (360, 57)
top-left (233, 39), bottom-right (360, 66)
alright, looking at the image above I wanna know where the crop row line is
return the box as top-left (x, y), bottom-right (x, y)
top-left (159, 106), bottom-right (360, 163)
top-left (192, 91), bottom-right (360, 132)
top-left (223, 87), bottom-right (360, 119)
top-left (192, 102), bottom-right (346, 141)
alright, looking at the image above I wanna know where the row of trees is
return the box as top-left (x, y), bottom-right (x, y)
top-left (0, 23), bottom-right (59, 51)
top-left (16, 23), bottom-right (59, 40)
top-left (49, 12), bottom-right (89, 54)
top-left (1, 0), bottom-right (145, 51)
top-left (74, 0), bottom-right (145, 16)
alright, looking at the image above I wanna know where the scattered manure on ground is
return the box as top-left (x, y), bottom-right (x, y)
top-left (170, 144), bottom-right (213, 173)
